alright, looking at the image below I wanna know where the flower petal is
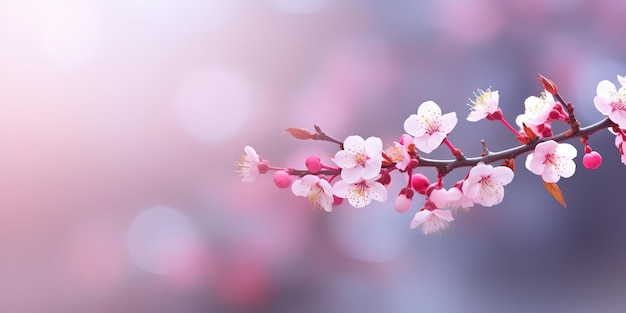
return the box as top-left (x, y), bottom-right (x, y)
top-left (610, 110), bottom-right (626, 129)
top-left (467, 110), bottom-right (486, 122)
top-left (432, 209), bottom-right (454, 222)
top-left (291, 179), bottom-right (309, 196)
top-left (341, 166), bottom-right (365, 183)
top-left (365, 136), bottom-right (383, 154)
top-left (413, 135), bottom-right (436, 153)
top-left (439, 112), bottom-right (458, 133)
top-left (410, 210), bottom-right (431, 229)
top-left (417, 100), bottom-right (442, 117)
top-left (430, 188), bottom-right (448, 208)
top-left (541, 166), bottom-right (561, 183)
top-left (362, 158), bottom-right (382, 180)
top-left (597, 80), bottom-right (617, 98)
top-left (343, 135), bottom-right (366, 150)
top-left (332, 180), bottom-right (350, 198)
top-left (367, 181), bottom-right (388, 202)
top-left (556, 158), bottom-right (576, 178)
top-left (404, 114), bottom-right (425, 137)
top-left (491, 166), bottom-right (514, 185)
top-left (333, 150), bottom-right (357, 169)
top-left (555, 143), bottom-right (577, 159)
top-left (594, 96), bottom-right (613, 116)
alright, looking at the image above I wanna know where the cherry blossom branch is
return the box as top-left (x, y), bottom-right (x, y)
top-left (238, 73), bottom-right (626, 234)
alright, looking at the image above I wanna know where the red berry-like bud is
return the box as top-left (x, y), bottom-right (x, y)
top-left (583, 151), bottom-right (602, 170)
top-left (305, 155), bottom-right (322, 173)
top-left (273, 170), bottom-right (292, 188)
top-left (411, 173), bottom-right (430, 194)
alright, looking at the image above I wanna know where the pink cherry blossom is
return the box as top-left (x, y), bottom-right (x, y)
top-left (333, 135), bottom-right (383, 183)
top-left (410, 209), bottom-right (454, 234)
top-left (384, 141), bottom-right (411, 170)
top-left (594, 75), bottom-right (626, 129)
top-left (444, 185), bottom-right (475, 212)
top-left (404, 100), bottom-right (458, 153)
top-left (525, 140), bottom-right (577, 183)
top-left (515, 91), bottom-right (557, 130)
top-left (462, 162), bottom-right (514, 207)
top-left (236, 146), bottom-right (262, 182)
top-left (291, 175), bottom-right (334, 212)
top-left (333, 177), bottom-right (388, 208)
top-left (466, 88), bottom-right (500, 122)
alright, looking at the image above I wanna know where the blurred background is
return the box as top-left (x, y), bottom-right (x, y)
top-left (1, 0), bottom-right (626, 312)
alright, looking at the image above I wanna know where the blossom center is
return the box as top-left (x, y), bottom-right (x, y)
top-left (418, 114), bottom-right (441, 134)
top-left (478, 177), bottom-right (500, 199)
top-left (468, 88), bottom-right (492, 111)
top-left (307, 185), bottom-right (323, 206)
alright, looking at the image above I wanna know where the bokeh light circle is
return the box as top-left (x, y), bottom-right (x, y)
top-left (127, 206), bottom-right (200, 276)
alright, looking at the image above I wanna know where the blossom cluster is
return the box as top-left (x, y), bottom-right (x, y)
top-left (237, 74), bottom-right (626, 234)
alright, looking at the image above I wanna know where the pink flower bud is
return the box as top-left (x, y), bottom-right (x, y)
top-left (394, 194), bottom-right (412, 214)
top-left (583, 151), bottom-right (602, 170)
top-left (411, 173), bottom-right (430, 194)
top-left (273, 170), bottom-right (292, 188)
top-left (257, 160), bottom-right (270, 174)
top-left (305, 155), bottom-right (322, 173)
top-left (537, 73), bottom-right (558, 95)
top-left (399, 134), bottom-right (413, 145)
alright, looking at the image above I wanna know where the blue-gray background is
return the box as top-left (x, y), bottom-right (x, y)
top-left (1, 0), bottom-right (625, 312)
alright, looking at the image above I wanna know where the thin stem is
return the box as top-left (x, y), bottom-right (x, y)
top-left (314, 125), bottom-right (344, 147)
top-left (499, 118), bottom-right (523, 137)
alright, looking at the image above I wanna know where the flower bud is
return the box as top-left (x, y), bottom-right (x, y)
top-left (537, 73), bottom-right (558, 95)
top-left (583, 151), bottom-right (602, 170)
top-left (399, 134), bottom-right (413, 146)
top-left (411, 173), bottom-right (430, 194)
top-left (305, 155), bottom-right (322, 173)
top-left (284, 127), bottom-right (317, 140)
top-left (273, 170), bottom-right (292, 188)
top-left (394, 194), bottom-right (412, 214)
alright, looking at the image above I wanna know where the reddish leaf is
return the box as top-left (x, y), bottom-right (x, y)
top-left (542, 180), bottom-right (567, 208)
top-left (284, 127), bottom-right (317, 140)
top-left (522, 123), bottom-right (538, 141)
top-left (501, 158), bottom-right (515, 171)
